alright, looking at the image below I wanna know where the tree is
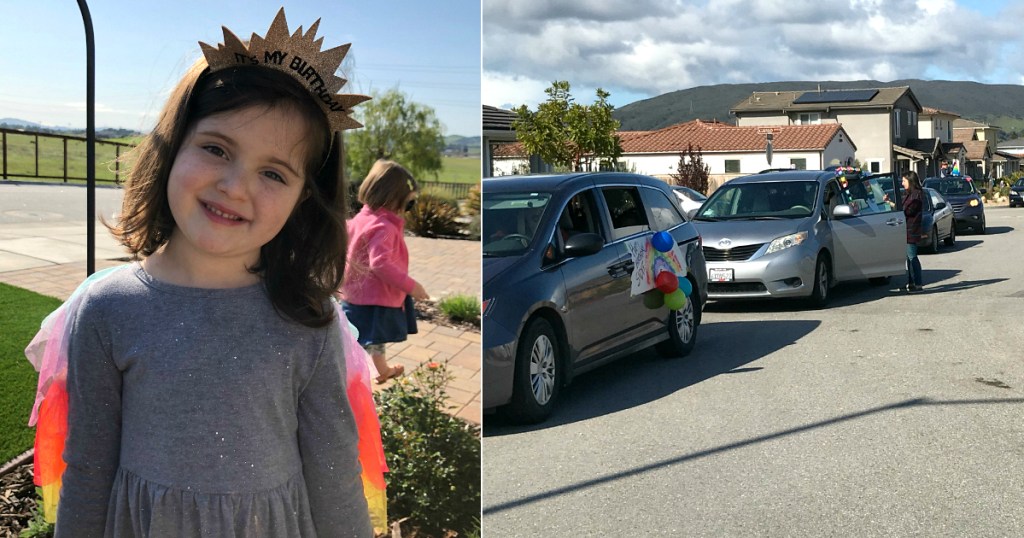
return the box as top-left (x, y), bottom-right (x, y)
top-left (512, 81), bottom-right (622, 172)
top-left (671, 143), bottom-right (711, 195)
top-left (346, 89), bottom-right (446, 183)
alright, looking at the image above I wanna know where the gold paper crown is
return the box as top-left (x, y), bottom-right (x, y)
top-left (199, 8), bottom-right (370, 133)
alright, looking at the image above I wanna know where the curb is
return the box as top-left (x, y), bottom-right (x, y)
top-left (0, 449), bottom-right (33, 480)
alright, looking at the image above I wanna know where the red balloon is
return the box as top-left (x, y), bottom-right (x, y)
top-left (655, 271), bottom-right (678, 294)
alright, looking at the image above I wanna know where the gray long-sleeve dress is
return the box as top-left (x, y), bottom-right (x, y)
top-left (56, 264), bottom-right (372, 537)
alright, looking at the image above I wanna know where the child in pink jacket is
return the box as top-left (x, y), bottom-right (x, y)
top-left (342, 160), bottom-right (430, 383)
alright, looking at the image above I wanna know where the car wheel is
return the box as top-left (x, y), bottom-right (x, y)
top-left (978, 216), bottom-right (987, 235)
top-left (505, 317), bottom-right (560, 424)
top-left (927, 226), bottom-right (940, 254)
top-left (944, 223), bottom-right (956, 246)
top-left (656, 283), bottom-right (699, 358)
top-left (807, 255), bottom-right (830, 309)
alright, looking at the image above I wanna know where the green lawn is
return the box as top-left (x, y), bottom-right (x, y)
top-left (2, 131), bottom-right (134, 183)
top-left (0, 283), bottom-right (61, 463)
top-left (437, 156), bottom-right (481, 184)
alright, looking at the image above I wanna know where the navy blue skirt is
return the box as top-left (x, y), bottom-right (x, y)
top-left (342, 295), bottom-right (418, 346)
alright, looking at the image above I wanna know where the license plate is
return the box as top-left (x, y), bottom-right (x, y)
top-left (709, 268), bottom-right (733, 282)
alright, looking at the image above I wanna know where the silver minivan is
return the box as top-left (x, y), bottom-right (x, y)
top-left (691, 169), bottom-right (906, 307)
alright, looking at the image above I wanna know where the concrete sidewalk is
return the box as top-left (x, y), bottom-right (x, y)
top-left (0, 224), bottom-right (482, 424)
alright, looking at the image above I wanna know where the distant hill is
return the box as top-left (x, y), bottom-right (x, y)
top-left (613, 80), bottom-right (1024, 140)
top-left (0, 118), bottom-right (141, 140)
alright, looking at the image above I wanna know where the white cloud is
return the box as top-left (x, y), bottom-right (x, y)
top-left (482, 0), bottom-right (1022, 109)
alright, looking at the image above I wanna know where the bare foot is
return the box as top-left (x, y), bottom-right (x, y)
top-left (375, 364), bottom-right (405, 384)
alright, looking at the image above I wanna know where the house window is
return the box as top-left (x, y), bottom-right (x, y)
top-left (725, 159), bottom-right (740, 173)
top-left (790, 158), bottom-right (806, 170)
top-left (908, 110), bottom-right (915, 126)
top-left (869, 161), bottom-right (881, 173)
top-left (894, 110), bottom-right (901, 138)
top-left (796, 113), bottom-right (820, 125)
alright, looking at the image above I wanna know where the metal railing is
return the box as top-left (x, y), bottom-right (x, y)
top-left (420, 180), bottom-right (476, 200)
top-left (0, 127), bottom-right (134, 183)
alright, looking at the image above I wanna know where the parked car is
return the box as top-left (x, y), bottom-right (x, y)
top-left (482, 172), bottom-right (708, 423)
top-left (922, 175), bottom-right (987, 234)
top-left (691, 169), bottom-right (905, 307)
top-left (671, 185), bottom-right (708, 216)
top-left (919, 187), bottom-right (956, 253)
top-left (1009, 178), bottom-right (1024, 208)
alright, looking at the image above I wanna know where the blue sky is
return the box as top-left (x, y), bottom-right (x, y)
top-left (483, 0), bottom-right (1024, 111)
top-left (0, 1), bottom-right (481, 136)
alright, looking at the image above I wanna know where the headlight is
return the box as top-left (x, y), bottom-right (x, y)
top-left (766, 231), bottom-right (808, 254)
top-left (969, 198), bottom-right (980, 207)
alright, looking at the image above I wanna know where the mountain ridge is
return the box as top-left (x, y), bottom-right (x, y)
top-left (613, 79), bottom-right (1024, 139)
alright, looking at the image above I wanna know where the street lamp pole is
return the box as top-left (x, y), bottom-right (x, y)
top-left (77, 0), bottom-right (96, 276)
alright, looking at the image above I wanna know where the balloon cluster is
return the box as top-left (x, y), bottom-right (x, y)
top-left (642, 231), bottom-right (692, 311)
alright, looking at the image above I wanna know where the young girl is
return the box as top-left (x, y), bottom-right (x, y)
top-left (25, 10), bottom-right (386, 537)
top-left (341, 160), bottom-right (430, 384)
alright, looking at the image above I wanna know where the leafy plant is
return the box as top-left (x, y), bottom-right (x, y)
top-left (671, 143), bottom-right (711, 195)
top-left (404, 192), bottom-right (461, 238)
top-left (465, 183), bottom-right (481, 216)
top-left (437, 295), bottom-right (480, 325)
top-left (513, 80), bottom-right (622, 172)
top-left (374, 361), bottom-right (480, 538)
top-left (18, 503), bottom-right (53, 538)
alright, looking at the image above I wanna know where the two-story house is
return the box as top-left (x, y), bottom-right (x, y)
top-left (953, 118), bottom-right (1001, 179)
top-left (730, 87), bottom-right (927, 176)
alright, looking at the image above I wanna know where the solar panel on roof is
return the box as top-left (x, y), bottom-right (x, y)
top-left (792, 89), bottom-right (879, 104)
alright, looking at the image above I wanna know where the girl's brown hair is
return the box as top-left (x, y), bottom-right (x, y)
top-left (111, 59), bottom-right (347, 328)
top-left (357, 159), bottom-right (418, 211)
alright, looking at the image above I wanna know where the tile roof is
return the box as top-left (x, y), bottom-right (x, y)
top-left (483, 105), bottom-right (516, 131)
top-left (730, 86), bottom-right (914, 114)
top-left (952, 129), bottom-right (977, 143)
top-left (491, 120), bottom-right (850, 158)
top-left (620, 119), bottom-right (850, 154)
top-left (952, 118), bottom-right (988, 129)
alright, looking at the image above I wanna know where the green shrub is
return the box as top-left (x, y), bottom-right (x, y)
top-left (404, 192), bottom-right (461, 238)
top-left (374, 361), bottom-right (480, 538)
top-left (437, 295), bottom-right (480, 325)
top-left (465, 183), bottom-right (481, 216)
top-left (18, 500), bottom-right (53, 538)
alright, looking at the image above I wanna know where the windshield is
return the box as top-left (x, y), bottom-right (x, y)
top-left (695, 180), bottom-right (818, 220)
top-left (1015, 179), bottom-right (1024, 188)
top-left (923, 177), bottom-right (977, 196)
top-left (482, 191), bottom-right (552, 257)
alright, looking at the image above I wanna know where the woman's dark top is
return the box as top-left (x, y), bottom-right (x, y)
top-left (903, 188), bottom-right (924, 244)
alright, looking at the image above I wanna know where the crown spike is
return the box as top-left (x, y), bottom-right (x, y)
top-left (306, 20), bottom-right (321, 39)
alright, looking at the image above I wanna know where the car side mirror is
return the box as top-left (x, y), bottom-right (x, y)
top-left (685, 208), bottom-right (699, 221)
top-left (935, 202), bottom-right (947, 210)
top-left (980, 188), bottom-right (988, 195)
top-left (831, 204), bottom-right (854, 218)
top-left (563, 232), bottom-right (604, 258)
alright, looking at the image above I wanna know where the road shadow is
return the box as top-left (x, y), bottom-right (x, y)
top-left (483, 318), bottom-right (820, 435)
top-left (483, 396), bottom-right (1024, 515)
top-left (982, 226), bottom-right (1014, 235)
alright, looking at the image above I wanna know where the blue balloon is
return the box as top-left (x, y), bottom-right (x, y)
top-left (678, 276), bottom-right (693, 296)
top-left (651, 231), bottom-right (673, 252)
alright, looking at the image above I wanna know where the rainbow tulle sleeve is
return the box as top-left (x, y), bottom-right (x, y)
top-left (25, 266), bottom-right (389, 531)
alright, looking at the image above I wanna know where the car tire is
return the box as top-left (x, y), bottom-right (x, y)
top-left (807, 255), bottom-right (830, 309)
top-left (944, 223), bottom-right (956, 246)
top-left (978, 216), bottom-right (987, 235)
top-left (869, 276), bottom-right (891, 285)
top-left (656, 283), bottom-right (699, 358)
top-left (927, 226), bottom-right (940, 254)
top-left (505, 317), bottom-right (560, 424)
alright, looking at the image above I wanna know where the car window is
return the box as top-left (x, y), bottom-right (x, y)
top-left (924, 177), bottom-right (976, 196)
top-left (641, 187), bottom-right (686, 230)
top-left (481, 191), bottom-right (552, 257)
top-left (556, 190), bottom-right (601, 238)
top-left (841, 176), bottom-right (896, 215)
top-left (600, 186), bottom-right (650, 240)
top-left (1015, 179), bottom-right (1024, 188)
top-left (697, 180), bottom-right (817, 219)
top-left (928, 190), bottom-right (944, 208)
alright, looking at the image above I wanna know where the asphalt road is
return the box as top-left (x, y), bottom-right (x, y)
top-left (482, 205), bottom-right (1024, 537)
